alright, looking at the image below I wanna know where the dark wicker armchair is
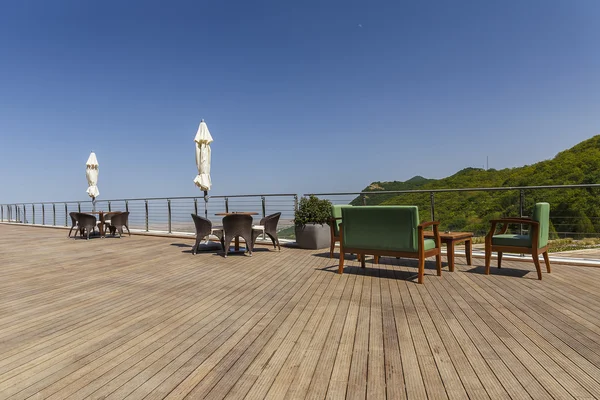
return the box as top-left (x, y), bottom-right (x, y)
top-left (191, 214), bottom-right (224, 254)
top-left (252, 212), bottom-right (281, 251)
top-left (75, 213), bottom-right (97, 240)
top-left (106, 211), bottom-right (131, 237)
top-left (68, 212), bottom-right (80, 238)
top-left (222, 214), bottom-right (254, 257)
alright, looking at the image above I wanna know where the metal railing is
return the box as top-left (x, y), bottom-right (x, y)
top-left (3, 183), bottom-right (600, 240)
top-left (0, 193), bottom-right (298, 237)
top-left (306, 183), bottom-right (600, 238)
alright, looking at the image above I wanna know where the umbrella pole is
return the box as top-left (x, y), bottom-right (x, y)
top-left (203, 191), bottom-right (208, 219)
top-left (92, 197), bottom-right (96, 212)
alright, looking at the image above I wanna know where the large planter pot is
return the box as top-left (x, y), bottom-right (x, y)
top-left (295, 223), bottom-right (331, 249)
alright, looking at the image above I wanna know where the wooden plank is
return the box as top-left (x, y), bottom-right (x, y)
top-left (37, 249), bottom-right (302, 399)
top-left (326, 257), bottom-right (364, 399)
top-left (1, 224), bottom-right (600, 400)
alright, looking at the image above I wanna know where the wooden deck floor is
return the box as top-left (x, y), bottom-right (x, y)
top-left (1, 224), bottom-right (600, 399)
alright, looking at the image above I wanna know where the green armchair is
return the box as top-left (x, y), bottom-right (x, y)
top-left (329, 204), bottom-right (351, 258)
top-left (338, 206), bottom-right (441, 284)
top-left (484, 202), bottom-right (551, 280)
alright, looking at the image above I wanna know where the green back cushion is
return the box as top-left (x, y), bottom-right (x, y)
top-left (530, 202), bottom-right (550, 248)
top-left (342, 206), bottom-right (420, 252)
top-left (331, 205), bottom-right (351, 236)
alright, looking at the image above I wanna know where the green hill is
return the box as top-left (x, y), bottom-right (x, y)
top-left (350, 135), bottom-right (600, 237)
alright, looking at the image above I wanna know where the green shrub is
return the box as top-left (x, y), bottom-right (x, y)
top-left (294, 195), bottom-right (332, 226)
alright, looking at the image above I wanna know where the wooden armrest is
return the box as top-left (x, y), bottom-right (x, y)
top-left (487, 217), bottom-right (539, 238)
top-left (418, 221), bottom-right (440, 229)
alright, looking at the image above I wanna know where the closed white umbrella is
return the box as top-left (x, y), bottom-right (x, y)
top-left (193, 119), bottom-right (213, 196)
top-left (86, 152), bottom-right (100, 210)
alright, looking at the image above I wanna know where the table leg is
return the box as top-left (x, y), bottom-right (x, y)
top-left (465, 238), bottom-right (472, 266)
top-left (447, 241), bottom-right (455, 272)
top-left (235, 236), bottom-right (240, 251)
top-left (99, 212), bottom-right (105, 238)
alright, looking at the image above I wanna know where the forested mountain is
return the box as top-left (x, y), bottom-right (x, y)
top-left (350, 135), bottom-right (600, 236)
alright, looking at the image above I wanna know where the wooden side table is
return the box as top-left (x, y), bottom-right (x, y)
top-left (426, 231), bottom-right (473, 272)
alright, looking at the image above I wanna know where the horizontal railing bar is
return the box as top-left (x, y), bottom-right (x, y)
top-left (305, 183), bottom-right (600, 197)
top-left (0, 193), bottom-right (297, 205)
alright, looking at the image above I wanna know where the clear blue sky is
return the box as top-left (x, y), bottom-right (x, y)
top-left (1, 0), bottom-right (600, 203)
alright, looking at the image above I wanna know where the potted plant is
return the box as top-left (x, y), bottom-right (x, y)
top-left (294, 195), bottom-right (332, 249)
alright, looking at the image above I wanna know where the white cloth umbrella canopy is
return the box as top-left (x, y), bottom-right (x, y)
top-left (193, 119), bottom-right (213, 192)
top-left (86, 152), bottom-right (100, 199)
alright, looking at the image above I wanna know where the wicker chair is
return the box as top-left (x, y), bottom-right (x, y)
top-left (222, 214), bottom-right (254, 257)
top-left (75, 213), bottom-right (97, 240)
top-left (191, 214), bottom-right (224, 254)
top-left (99, 211), bottom-right (120, 235)
top-left (252, 212), bottom-right (281, 251)
top-left (106, 211), bottom-right (131, 238)
top-left (68, 212), bottom-right (80, 238)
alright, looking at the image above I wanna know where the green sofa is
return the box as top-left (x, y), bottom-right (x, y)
top-left (339, 206), bottom-right (442, 284)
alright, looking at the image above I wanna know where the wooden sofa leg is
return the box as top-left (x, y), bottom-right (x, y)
top-left (484, 246), bottom-right (491, 275)
top-left (329, 240), bottom-right (335, 259)
top-left (543, 251), bottom-right (551, 273)
top-left (417, 257), bottom-right (425, 284)
top-left (360, 254), bottom-right (366, 268)
top-left (436, 254), bottom-right (442, 276)
top-left (532, 253), bottom-right (542, 280)
top-left (374, 255), bottom-right (380, 264)
top-left (338, 250), bottom-right (345, 274)
top-left (498, 252), bottom-right (503, 268)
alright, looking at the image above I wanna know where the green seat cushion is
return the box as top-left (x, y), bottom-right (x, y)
top-left (492, 234), bottom-right (532, 248)
top-left (423, 238), bottom-right (436, 251)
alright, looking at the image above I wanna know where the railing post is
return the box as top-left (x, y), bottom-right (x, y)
top-left (167, 199), bottom-right (172, 233)
top-left (78, 202), bottom-right (81, 213)
top-left (125, 200), bottom-right (129, 213)
top-left (53, 203), bottom-right (56, 226)
top-left (261, 196), bottom-right (267, 240)
top-left (42, 204), bottom-right (45, 225)
top-left (225, 197), bottom-right (229, 213)
top-left (294, 195), bottom-right (298, 211)
top-left (108, 201), bottom-right (111, 212)
top-left (32, 204), bottom-right (36, 225)
top-left (194, 198), bottom-right (198, 215)
top-left (23, 204), bottom-right (26, 224)
top-left (145, 200), bottom-right (149, 232)
top-left (1, 205), bottom-right (3, 222)
top-left (360, 193), bottom-right (367, 206)
top-left (430, 192), bottom-right (435, 221)
top-left (519, 189), bottom-right (525, 235)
